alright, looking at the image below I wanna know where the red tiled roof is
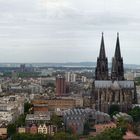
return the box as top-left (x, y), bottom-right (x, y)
top-left (123, 131), bottom-right (140, 140)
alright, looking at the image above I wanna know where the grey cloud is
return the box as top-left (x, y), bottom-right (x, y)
top-left (0, 0), bottom-right (139, 63)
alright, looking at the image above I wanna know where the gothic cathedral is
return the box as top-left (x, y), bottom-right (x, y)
top-left (92, 33), bottom-right (137, 113)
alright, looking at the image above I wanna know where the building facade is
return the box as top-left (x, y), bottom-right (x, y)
top-left (25, 113), bottom-right (50, 125)
top-left (92, 33), bottom-right (137, 113)
top-left (56, 75), bottom-right (66, 96)
top-left (63, 108), bottom-right (110, 135)
top-left (95, 33), bottom-right (108, 80)
top-left (32, 99), bottom-right (76, 111)
top-left (38, 124), bottom-right (57, 135)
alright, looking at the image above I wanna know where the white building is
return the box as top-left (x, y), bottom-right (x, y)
top-left (38, 124), bottom-right (48, 134)
top-left (71, 73), bottom-right (76, 82)
top-left (81, 76), bottom-right (87, 83)
top-left (65, 72), bottom-right (76, 82)
top-left (124, 72), bottom-right (134, 80)
top-left (134, 72), bottom-right (140, 78)
top-left (136, 86), bottom-right (140, 104)
top-left (28, 83), bottom-right (43, 94)
top-left (38, 124), bottom-right (57, 135)
top-left (0, 95), bottom-right (25, 124)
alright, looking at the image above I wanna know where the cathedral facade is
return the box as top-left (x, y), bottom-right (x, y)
top-left (92, 33), bottom-right (137, 113)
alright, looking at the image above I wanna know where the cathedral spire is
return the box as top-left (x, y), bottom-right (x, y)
top-left (99, 32), bottom-right (106, 59)
top-left (95, 33), bottom-right (108, 80)
top-left (111, 33), bottom-right (124, 80)
top-left (115, 32), bottom-right (121, 59)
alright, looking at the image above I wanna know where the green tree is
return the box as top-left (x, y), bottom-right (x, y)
top-left (15, 114), bottom-right (26, 127)
top-left (24, 102), bottom-right (33, 114)
top-left (135, 77), bottom-right (140, 85)
top-left (116, 117), bottom-right (128, 134)
top-left (12, 133), bottom-right (53, 140)
top-left (18, 72), bottom-right (40, 78)
top-left (83, 121), bottom-right (90, 135)
top-left (12, 133), bottom-right (77, 140)
top-left (128, 106), bottom-right (140, 122)
top-left (89, 128), bottom-right (123, 140)
top-left (66, 127), bottom-right (73, 134)
top-left (7, 124), bottom-right (16, 136)
top-left (46, 83), bottom-right (55, 88)
top-left (50, 114), bottom-right (63, 130)
top-left (109, 104), bottom-right (120, 117)
top-left (54, 132), bottom-right (78, 140)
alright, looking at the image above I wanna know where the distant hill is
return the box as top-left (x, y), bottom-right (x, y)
top-left (0, 62), bottom-right (139, 69)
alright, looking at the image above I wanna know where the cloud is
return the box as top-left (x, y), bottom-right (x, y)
top-left (0, 0), bottom-right (139, 63)
top-left (40, 0), bottom-right (70, 8)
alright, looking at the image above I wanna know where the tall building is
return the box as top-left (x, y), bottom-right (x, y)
top-left (111, 33), bottom-right (124, 80)
top-left (56, 75), bottom-right (66, 96)
top-left (92, 33), bottom-right (137, 113)
top-left (95, 33), bottom-right (108, 80)
top-left (65, 72), bottom-right (71, 82)
top-left (65, 72), bottom-right (76, 82)
top-left (70, 73), bottom-right (76, 82)
top-left (20, 64), bottom-right (26, 72)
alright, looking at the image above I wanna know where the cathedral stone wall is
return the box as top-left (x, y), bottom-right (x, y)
top-left (93, 80), bottom-right (135, 113)
top-left (92, 33), bottom-right (137, 113)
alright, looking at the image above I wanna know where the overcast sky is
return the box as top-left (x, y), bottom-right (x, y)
top-left (0, 0), bottom-right (140, 64)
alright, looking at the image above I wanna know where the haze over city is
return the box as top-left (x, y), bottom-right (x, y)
top-left (1, 1), bottom-right (140, 139)
top-left (0, 0), bottom-right (139, 64)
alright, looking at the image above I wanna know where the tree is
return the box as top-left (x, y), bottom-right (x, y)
top-left (15, 114), bottom-right (26, 127)
top-left (24, 102), bottom-right (33, 114)
top-left (135, 77), bottom-right (140, 86)
top-left (83, 121), bottom-right (90, 135)
top-left (116, 117), bottom-right (128, 134)
top-left (12, 133), bottom-right (77, 140)
top-left (88, 128), bottom-right (123, 140)
top-left (109, 104), bottom-right (120, 117)
top-left (12, 133), bottom-right (53, 140)
top-left (66, 127), bottom-right (73, 134)
top-left (50, 114), bottom-right (63, 130)
top-left (128, 106), bottom-right (140, 122)
top-left (46, 83), bottom-right (55, 88)
top-left (7, 124), bottom-right (16, 136)
top-left (54, 132), bottom-right (78, 140)
top-left (18, 72), bottom-right (40, 78)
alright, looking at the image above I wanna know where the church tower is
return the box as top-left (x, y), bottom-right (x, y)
top-left (95, 33), bottom-right (108, 80)
top-left (111, 33), bottom-right (124, 80)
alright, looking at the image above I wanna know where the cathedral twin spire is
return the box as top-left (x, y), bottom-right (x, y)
top-left (95, 33), bottom-right (108, 80)
top-left (95, 33), bottom-right (124, 80)
top-left (115, 33), bottom-right (121, 59)
top-left (99, 33), bottom-right (106, 59)
top-left (111, 33), bottom-right (124, 80)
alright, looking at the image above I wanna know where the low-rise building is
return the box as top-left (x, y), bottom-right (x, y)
top-left (0, 128), bottom-right (7, 139)
top-left (18, 127), bottom-right (26, 133)
top-left (30, 124), bottom-right (38, 134)
top-left (38, 124), bottom-right (57, 135)
top-left (28, 83), bottom-right (43, 94)
top-left (0, 128), bottom-right (7, 140)
top-left (26, 113), bottom-right (50, 125)
top-left (63, 108), bottom-right (110, 135)
top-left (38, 124), bottom-right (48, 134)
top-left (32, 99), bottom-right (75, 111)
top-left (0, 95), bottom-right (25, 124)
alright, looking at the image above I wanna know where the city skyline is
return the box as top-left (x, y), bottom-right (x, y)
top-left (0, 0), bottom-right (140, 64)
